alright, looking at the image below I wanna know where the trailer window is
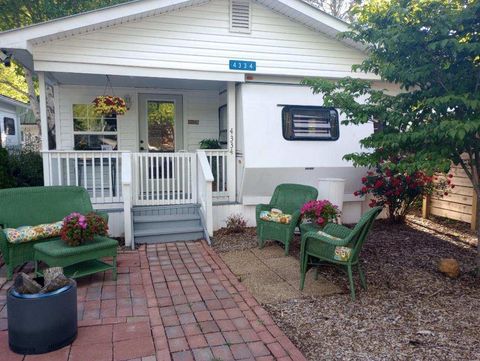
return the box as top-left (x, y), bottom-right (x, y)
top-left (282, 106), bottom-right (339, 141)
top-left (4, 117), bottom-right (15, 135)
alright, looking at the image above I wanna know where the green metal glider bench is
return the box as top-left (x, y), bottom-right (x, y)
top-left (300, 206), bottom-right (382, 300)
top-left (256, 183), bottom-right (318, 255)
top-left (0, 186), bottom-right (117, 280)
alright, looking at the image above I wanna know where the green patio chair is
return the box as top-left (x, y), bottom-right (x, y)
top-left (256, 183), bottom-right (318, 255)
top-left (300, 206), bottom-right (382, 300)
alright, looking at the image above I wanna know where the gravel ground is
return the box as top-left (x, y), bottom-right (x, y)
top-left (212, 215), bottom-right (480, 361)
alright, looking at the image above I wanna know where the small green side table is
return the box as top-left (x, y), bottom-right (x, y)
top-left (300, 222), bottom-right (322, 236)
top-left (34, 237), bottom-right (118, 280)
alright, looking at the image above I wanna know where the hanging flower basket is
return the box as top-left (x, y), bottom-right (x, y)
top-left (92, 95), bottom-right (127, 116)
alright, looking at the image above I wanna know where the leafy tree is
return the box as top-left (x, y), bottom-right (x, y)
top-left (0, 62), bottom-right (29, 103)
top-left (0, 0), bottom-right (131, 143)
top-left (304, 0), bottom-right (360, 21)
top-left (303, 0), bottom-right (480, 271)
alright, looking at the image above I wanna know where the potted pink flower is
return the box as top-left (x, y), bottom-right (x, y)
top-left (60, 212), bottom-right (108, 247)
top-left (301, 200), bottom-right (340, 226)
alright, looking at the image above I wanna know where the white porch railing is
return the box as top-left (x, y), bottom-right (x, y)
top-left (204, 149), bottom-right (228, 202)
top-left (43, 151), bottom-right (123, 204)
top-left (197, 150), bottom-right (214, 236)
top-left (132, 152), bottom-right (196, 206)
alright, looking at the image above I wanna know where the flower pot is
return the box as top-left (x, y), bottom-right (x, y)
top-left (7, 279), bottom-right (77, 354)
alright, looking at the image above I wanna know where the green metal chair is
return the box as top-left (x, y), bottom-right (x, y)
top-left (300, 206), bottom-right (382, 300)
top-left (256, 183), bottom-right (318, 255)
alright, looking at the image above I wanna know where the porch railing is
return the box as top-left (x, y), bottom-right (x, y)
top-left (132, 152), bottom-right (196, 206)
top-left (204, 149), bottom-right (229, 202)
top-left (43, 151), bottom-right (123, 204)
top-left (43, 150), bottom-right (230, 208)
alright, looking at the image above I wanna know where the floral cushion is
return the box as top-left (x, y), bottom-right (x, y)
top-left (334, 246), bottom-right (353, 261)
top-left (3, 221), bottom-right (63, 244)
top-left (316, 230), bottom-right (341, 241)
top-left (260, 209), bottom-right (292, 224)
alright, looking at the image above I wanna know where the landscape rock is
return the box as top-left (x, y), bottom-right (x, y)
top-left (438, 258), bottom-right (460, 278)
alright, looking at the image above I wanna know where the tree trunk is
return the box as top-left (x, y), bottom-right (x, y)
top-left (476, 192), bottom-right (480, 276)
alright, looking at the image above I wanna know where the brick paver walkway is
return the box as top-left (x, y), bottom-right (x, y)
top-left (0, 241), bottom-right (307, 361)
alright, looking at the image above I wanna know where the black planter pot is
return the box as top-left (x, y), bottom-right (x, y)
top-left (7, 279), bottom-right (78, 355)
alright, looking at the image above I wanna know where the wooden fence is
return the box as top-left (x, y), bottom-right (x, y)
top-left (422, 164), bottom-right (477, 230)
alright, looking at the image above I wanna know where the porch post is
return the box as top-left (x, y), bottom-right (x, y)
top-left (38, 72), bottom-right (50, 185)
top-left (121, 152), bottom-right (134, 249)
top-left (227, 82), bottom-right (236, 202)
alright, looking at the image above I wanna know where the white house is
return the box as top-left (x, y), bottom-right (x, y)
top-left (0, 0), bottom-right (387, 246)
top-left (0, 95), bottom-right (25, 149)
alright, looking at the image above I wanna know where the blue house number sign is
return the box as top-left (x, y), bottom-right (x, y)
top-left (229, 60), bottom-right (256, 71)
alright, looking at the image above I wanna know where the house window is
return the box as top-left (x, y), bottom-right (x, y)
top-left (3, 117), bottom-right (15, 135)
top-left (73, 104), bottom-right (118, 150)
top-left (282, 106), bottom-right (339, 141)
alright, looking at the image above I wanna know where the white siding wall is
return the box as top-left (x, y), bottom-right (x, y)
top-left (33, 0), bottom-right (366, 79)
top-left (56, 85), bottom-right (219, 151)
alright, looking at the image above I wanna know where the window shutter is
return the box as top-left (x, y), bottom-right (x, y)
top-left (230, 0), bottom-right (251, 33)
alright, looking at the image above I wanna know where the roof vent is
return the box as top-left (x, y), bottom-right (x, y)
top-left (230, 0), bottom-right (251, 33)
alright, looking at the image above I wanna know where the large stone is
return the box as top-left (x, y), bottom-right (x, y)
top-left (438, 258), bottom-right (460, 278)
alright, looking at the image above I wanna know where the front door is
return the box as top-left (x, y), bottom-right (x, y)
top-left (138, 94), bottom-right (184, 201)
top-left (138, 94), bottom-right (183, 152)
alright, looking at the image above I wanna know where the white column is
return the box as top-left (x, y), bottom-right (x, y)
top-left (226, 82), bottom-right (236, 202)
top-left (38, 72), bottom-right (51, 185)
top-left (121, 152), bottom-right (134, 249)
top-left (38, 72), bottom-right (49, 151)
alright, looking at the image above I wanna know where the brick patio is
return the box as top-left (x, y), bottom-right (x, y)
top-left (0, 241), bottom-right (308, 361)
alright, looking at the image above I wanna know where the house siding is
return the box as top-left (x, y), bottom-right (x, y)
top-left (56, 85), bottom-right (219, 152)
top-left (32, 0), bottom-right (366, 79)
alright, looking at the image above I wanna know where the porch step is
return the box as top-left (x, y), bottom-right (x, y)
top-left (132, 204), bottom-right (206, 244)
top-left (133, 214), bottom-right (201, 230)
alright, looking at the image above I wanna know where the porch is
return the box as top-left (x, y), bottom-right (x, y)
top-left (37, 71), bottom-right (240, 246)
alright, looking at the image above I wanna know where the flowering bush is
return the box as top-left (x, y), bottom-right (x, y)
top-left (60, 212), bottom-right (109, 247)
top-left (301, 200), bottom-right (340, 226)
top-left (355, 166), bottom-right (454, 223)
top-left (92, 95), bottom-right (127, 116)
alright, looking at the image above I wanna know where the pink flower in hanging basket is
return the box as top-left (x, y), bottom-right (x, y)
top-left (93, 95), bottom-right (127, 116)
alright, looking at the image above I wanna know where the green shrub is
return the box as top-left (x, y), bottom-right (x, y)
top-left (0, 143), bottom-right (43, 189)
top-left (8, 148), bottom-right (44, 187)
top-left (199, 138), bottom-right (222, 149)
top-left (0, 144), bottom-right (15, 189)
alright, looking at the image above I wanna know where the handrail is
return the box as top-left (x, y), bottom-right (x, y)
top-left (197, 150), bottom-right (214, 238)
top-left (198, 151), bottom-right (214, 182)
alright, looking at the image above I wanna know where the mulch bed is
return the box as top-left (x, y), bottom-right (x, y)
top-left (211, 215), bottom-right (480, 360)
